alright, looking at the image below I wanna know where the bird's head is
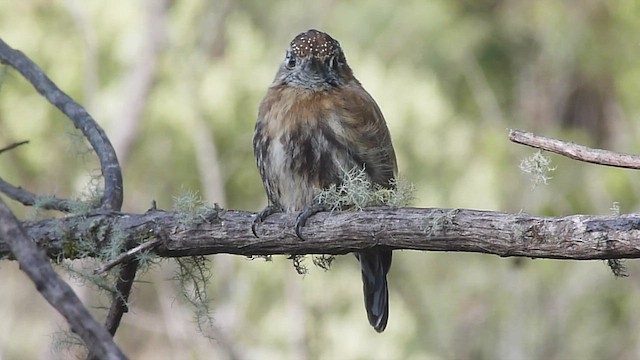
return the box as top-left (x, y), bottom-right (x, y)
top-left (275, 29), bottom-right (355, 90)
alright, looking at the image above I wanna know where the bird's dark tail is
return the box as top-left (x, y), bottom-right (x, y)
top-left (356, 249), bottom-right (392, 332)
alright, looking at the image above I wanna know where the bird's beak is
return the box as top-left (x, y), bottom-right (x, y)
top-left (302, 57), bottom-right (338, 86)
top-left (302, 57), bottom-right (326, 75)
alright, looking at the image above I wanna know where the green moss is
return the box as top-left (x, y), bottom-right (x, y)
top-left (292, 167), bottom-right (416, 273)
top-left (290, 254), bottom-right (308, 275)
top-left (172, 256), bottom-right (216, 339)
top-left (519, 150), bottom-right (555, 188)
top-left (315, 166), bottom-right (415, 211)
top-left (61, 238), bottom-right (78, 259)
top-left (610, 202), bottom-right (621, 216)
top-left (135, 248), bottom-right (161, 272)
top-left (97, 223), bottom-right (126, 262)
top-left (51, 328), bottom-right (86, 358)
top-left (173, 188), bottom-right (217, 227)
top-left (424, 209), bottom-right (459, 236)
top-left (312, 254), bottom-right (335, 271)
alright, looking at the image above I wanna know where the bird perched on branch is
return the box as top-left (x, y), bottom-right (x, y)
top-left (252, 29), bottom-right (397, 332)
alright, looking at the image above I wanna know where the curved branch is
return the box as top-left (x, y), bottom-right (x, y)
top-left (0, 198), bottom-right (125, 359)
top-left (509, 129), bottom-right (640, 169)
top-left (0, 38), bottom-right (123, 211)
top-left (4, 207), bottom-right (640, 261)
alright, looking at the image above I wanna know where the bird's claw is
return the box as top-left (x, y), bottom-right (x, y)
top-left (295, 204), bottom-right (328, 240)
top-left (252, 205), bottom-right (280, 237)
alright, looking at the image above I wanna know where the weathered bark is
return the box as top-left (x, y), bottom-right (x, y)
top-left (3, 207), bottom-right (638, 261)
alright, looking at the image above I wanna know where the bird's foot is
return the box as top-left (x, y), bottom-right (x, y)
top-left (295, 204), bottom-right (328, 240)
top-left (252, 205), bottom-right (281, 237)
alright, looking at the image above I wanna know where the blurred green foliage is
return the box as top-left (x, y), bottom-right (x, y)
top-left (2, 0), bottom-right (640, 359)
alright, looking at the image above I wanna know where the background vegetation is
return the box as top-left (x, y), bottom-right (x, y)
top-left (2, 0), bottom-right (640, 359)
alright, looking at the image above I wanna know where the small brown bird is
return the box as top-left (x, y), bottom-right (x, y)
top-left (253, 29), bottom-right (397, 332)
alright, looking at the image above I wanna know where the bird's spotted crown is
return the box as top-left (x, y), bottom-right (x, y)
top-left (290, 29), bottom-right (341, 58)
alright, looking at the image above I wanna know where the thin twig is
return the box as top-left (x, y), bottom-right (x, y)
top-left (94, 239), bottom-right (161, 275)
top-left (0, 140), bottom-right (29, 154)
top-left (509, 129), bottom-right (640, 169)
top-left (104, 262), bottom-right (138, 333)
top-left (0, 177), bottom-right (75, 212)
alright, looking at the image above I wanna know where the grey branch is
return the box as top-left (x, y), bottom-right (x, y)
top-left (0, 178), bottom-right (76, 212)
top-left (0, 198), bottom-right (126, 360)
top-left (2, 207), bottom-right (639, 261)
top-left (509, 129), bottom-right (640, 169)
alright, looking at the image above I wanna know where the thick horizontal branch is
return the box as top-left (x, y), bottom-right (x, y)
top-left (3, 207), bottom-right (640, 261)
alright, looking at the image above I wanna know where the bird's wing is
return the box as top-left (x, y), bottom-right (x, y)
top-left (338, 84), bottom-right (398, 187)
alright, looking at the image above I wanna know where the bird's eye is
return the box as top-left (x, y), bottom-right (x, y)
top-left (329, 54), bottom-right (344, 69)
top-left (284, 52), bottom-right (296, 69)
top-left (328, 56), bottom-right (336, 69)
